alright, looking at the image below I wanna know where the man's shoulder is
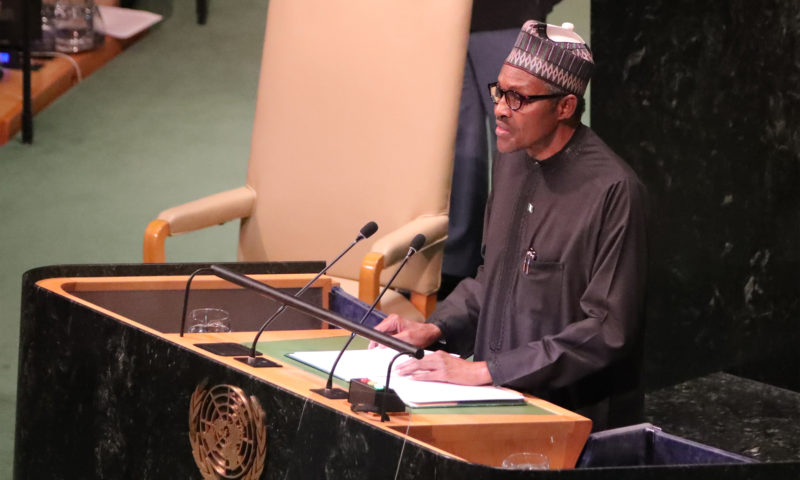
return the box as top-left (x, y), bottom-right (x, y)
top-left (570, 126), bottom-right (644, 188)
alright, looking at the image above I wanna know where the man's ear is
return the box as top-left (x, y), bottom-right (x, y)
top-left (556, 94), bottom-right (578, 121)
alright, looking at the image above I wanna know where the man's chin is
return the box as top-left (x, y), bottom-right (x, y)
top-left (496, 142), bottom-right (520, 154)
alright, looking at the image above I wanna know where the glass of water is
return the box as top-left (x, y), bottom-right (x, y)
top-left (501, 452), bottom-right (550, 470)
top-left (188, 308), bottom-right (231, 334)
top-left (53, 0), bottom-right (96, 53)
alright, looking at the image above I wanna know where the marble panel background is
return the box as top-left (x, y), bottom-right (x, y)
top-left (591, 0), bottom-right (800, 391)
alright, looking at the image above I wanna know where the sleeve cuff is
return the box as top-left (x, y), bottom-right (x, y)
top-left (427, 318), bottom-right (449, 345)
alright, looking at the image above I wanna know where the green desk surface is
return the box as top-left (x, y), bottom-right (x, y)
top-left (250, 336), bottom-right (553, 416)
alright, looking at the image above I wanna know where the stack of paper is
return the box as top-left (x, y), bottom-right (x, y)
top-left (288, 348), bottom-right (525, 408)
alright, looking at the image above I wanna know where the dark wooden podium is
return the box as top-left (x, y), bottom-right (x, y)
top-left (15, 263), bottom-right (591, 479)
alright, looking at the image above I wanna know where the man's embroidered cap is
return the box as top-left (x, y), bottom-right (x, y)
top-left (505, 20), bottom-right (594, 96)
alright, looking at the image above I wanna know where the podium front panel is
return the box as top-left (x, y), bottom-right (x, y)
top-left (16, 269), bottom-right (593, 479)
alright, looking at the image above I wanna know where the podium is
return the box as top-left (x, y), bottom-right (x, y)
top-left (15, 263), bottom-right (592, 479)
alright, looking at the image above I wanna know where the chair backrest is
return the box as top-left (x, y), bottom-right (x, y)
top-left (238, 0), bottom-right (471, 292)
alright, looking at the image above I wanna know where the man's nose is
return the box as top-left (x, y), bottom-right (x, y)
top-left (494, 97), bottom-right (511, 118)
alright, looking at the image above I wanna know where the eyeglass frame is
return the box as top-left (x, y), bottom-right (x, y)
top-left (488, 82), bottom-right (566, 111)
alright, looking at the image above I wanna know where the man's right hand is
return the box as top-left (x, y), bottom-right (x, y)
top-left (369, 314), bottom-right (442, 349)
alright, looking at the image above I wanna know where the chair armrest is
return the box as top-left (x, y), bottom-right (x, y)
top-left (371, 215), bottom-right (449, 266)
top-left (157, 185), bottom-right (256, 234)
top-left (143, 186), bottom-right (256, 262)
top-left (358, 215), bottom-right (449, 304)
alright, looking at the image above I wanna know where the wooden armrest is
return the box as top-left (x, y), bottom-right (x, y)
top-left (142, 186), bottom-right (256, 263)
top-left (358, 215), bottom-right (448, 315)
top-left (143, 219), bottom-right (171, 263)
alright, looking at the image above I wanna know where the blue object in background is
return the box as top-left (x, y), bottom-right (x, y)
top-left (577, 423), bottom-right (756, 467)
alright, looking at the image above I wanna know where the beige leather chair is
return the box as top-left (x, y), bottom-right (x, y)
top-left (144, 0), bottom-right (472, 321)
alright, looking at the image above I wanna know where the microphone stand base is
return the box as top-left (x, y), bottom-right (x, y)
top-left (310, 387), bottom-right (349, 399)
top-left (350, 403), bottom-right (394, 422)
top-left (348, 379), bottom-right (405, 421)
top-left (234, 356), bottom-right (282, 368)
top-left (196, 342), bottom-right (261, 357)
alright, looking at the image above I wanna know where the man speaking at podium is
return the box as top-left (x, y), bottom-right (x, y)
top-left (373, 20), bottom-right (648, 430)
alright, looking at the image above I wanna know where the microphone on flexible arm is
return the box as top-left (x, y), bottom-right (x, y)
top-left (182, 221), bottom-right (378, 366)
top-left (311, 233), bottom-right (426, 400)
top-left (236, 221), bottom-right (379, 367)
top-left (206, 263), bottom-right (425, 373)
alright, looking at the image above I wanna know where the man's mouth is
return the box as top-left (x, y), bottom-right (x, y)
top-left (496, 123), bottom-right (511, 136)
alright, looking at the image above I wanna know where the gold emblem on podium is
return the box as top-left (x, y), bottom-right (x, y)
top-left (189, 384), bottom-right (267, 480)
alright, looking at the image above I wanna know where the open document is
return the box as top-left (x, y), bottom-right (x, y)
top-left (288, 348), bottom-right (525, 408)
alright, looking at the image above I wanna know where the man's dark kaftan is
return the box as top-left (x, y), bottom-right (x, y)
top-left (429, 125), bottom-right (648, 428)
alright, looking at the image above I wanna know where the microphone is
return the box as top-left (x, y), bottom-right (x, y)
top-left (206, 264), bottom-right (425, 356)
top-left (312, 233), bottom-right (426, 400)
top-left (179, 222), bottom-right (378, 365)
top-left (240, 221), bottom-right (379, 366)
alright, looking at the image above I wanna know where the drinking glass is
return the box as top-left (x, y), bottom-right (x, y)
top-left (36, 0), bottom-right (57, 51)
top-left (53, 0), bottom-right (96, 53)
top-left (501, 452), bottom-right (550, 470)
top-left (188, 308), bottom-right (231, 334)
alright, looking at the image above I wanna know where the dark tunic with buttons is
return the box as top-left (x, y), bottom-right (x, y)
top-left (429, 125), bottom-right (648, 429)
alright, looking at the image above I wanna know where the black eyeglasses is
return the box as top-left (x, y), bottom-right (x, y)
top-left (488, 82), bottom-right (565, 111)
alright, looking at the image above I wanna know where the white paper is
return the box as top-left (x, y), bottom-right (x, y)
top-left (289, 348), bottom-right (525, 406)
top-left (96, 6), bottom-right (163, 39)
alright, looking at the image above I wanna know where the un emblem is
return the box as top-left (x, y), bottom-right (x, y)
top-left (189, 384), bottom-right (267, 480)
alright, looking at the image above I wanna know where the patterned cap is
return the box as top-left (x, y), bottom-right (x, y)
top-left (504, 20), bottom-right (594, 96)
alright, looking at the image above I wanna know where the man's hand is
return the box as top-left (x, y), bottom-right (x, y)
top-left (394, 351), bottom-right (492, 386)
top-left (369, 314), bottom-right (442, 349)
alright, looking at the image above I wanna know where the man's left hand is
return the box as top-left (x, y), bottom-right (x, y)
top-left (394, 351), bottom-right (492, 386)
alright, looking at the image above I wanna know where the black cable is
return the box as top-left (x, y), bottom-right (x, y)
top-left (179, 268), bottom-right (215, 336)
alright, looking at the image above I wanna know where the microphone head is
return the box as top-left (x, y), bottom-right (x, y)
top-left (357, 221), bottom-right (379, 241)
top-left (409, 234), bottom-right (426, 252)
